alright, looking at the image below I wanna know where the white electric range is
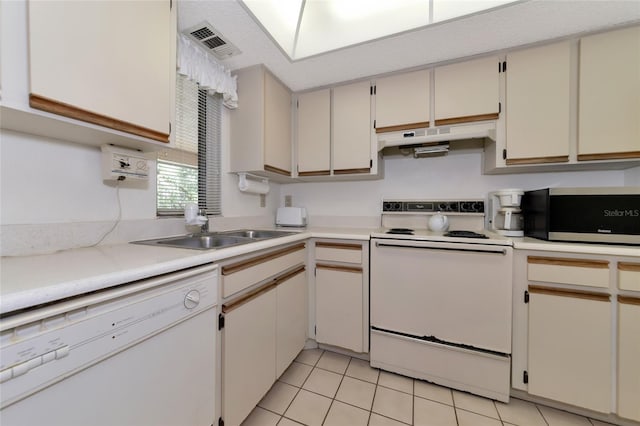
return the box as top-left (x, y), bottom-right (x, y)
top-left (370, 199), bottom-right (514, 402)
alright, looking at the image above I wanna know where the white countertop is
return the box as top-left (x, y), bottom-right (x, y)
top-left (2, 226), bottom-right (636, 315)
top-left (512, 237), bottom-right (640, 257)
top-left (0, 228), bottom-right (375, 314)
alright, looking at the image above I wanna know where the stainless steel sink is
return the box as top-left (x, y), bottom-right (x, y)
top-left (156, 235), bottom-right (249, 250)
top-left (132, 229), bottom-right (296, 250)
top-left (218, 229), bottom-right (295, 239)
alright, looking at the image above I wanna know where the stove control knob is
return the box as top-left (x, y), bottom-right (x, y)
top-left (473, 202), bottom-right (484, 212)
top-left (184, 290), bottom-right (201, 309)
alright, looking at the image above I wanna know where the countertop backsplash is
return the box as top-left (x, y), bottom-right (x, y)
top-left (0, 215), bottom-right (274, 257)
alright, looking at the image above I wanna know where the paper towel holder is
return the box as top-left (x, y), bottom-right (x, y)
top-left (238, 172), bottom-right (269, 187)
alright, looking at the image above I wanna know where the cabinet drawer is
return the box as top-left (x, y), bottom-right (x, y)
top-left (222, 243), bottom-right (305, 298)
top-left (618, 262), bottom-right (640, 292)
top-left (527, 256), bottom-right (610, 288)
top-left (315, 242), bottom-right (362, 264)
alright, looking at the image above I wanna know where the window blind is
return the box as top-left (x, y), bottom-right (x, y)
top-left (157, 74), bottom-right (221, 216)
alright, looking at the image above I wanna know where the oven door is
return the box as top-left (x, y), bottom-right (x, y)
top-left (371, 239), bottom-right (513, 354)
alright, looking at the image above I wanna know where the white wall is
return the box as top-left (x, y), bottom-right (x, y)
top-left (0, 107), bottom-right (280, 226)
top-left (280, 150), bottom-right (629, 217)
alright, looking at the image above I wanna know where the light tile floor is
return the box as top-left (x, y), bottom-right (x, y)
top-left (241, 348), bottom-right (615, 426)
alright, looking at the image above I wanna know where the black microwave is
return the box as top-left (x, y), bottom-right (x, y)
top-left (522, 187), bottom-right (640, 245)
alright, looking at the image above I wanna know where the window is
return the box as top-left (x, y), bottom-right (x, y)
top-left (157, 75), bottom-right (222, 216)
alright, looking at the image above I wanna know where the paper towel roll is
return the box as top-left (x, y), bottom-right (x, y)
top-left (238, 176), bottom-right (270, 194)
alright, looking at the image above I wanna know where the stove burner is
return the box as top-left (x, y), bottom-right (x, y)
top-left (445, 230), bottom-right (489, 239)
top-left (386, 228), bottom-right (414, 235)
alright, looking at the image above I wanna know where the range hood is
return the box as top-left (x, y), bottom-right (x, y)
top-left (377, 121), bottom-right (496, 152)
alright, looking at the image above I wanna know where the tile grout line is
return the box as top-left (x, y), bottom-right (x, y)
top-left (534, 402), bottom-right (551, 426)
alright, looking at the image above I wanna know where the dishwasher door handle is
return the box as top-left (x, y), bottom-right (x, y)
top-left (375, 242), bottom-right (507, 255)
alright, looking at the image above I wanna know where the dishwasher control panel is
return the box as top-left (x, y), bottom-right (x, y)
top-left (0, 266), bottom-right (217, 409)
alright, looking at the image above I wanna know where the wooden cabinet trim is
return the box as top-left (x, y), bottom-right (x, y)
top-left (618, 295), bottom-right (640, 306)
top-left (222, 281), bottom-right (277, 313)
top-left (506, 156), bottom-right (570, 165)
top-left (434, 112), bottom-right (499, 127)
top-left (333, 168), bottom-right (371, 175)
top-left (578, 151), bottom-right (640, 161)
top-left (618, 262), bottom-right (640, 272)
top-left (315, 242), bottom-right (362, 251)
top-left (528, 256), bottom-right (609, 269)
top-left (222, 243), bottom-right (305, 275)
top-left (316, 263), bottom-right (363, 274)
top-left (274, 265), bottom-right (306, 286)
top-left (375, 121), bottom-right (430, 134)
top-left (298, 170), bottom-right (331, 177)
top-left (29, 94), bottom-right (170, 143)
top-left (528, 285), bottom-right (610, 302)
top-left (264, 164), bottom-right (291, 176)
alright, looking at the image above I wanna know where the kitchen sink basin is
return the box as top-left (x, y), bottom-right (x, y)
top-left (132, 229), bottom-right (296, 250)
top-left (218, 229), bottom-right (295, 239)
top-left (156, 235), bottom-right (248, 250)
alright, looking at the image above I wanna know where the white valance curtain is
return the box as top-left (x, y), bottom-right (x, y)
top-left (177, 34), bottom-right (238, 109)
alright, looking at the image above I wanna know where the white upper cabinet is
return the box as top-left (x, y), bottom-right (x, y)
top-left (578, 26), bottom-right (640, 161)
top-left (434, 56), bottom-right (499, 125)
top-left (27, 0), bottom-right (173, 143)
top-left (332, 81), bottom-right (372, 173)
top-left (230, 66), bottom-right (292, 179)
top-left (505, 41), bottom-right (572, 164)
top-left (297, 89), bottom-right (331, 176)
top-left (375, 70), bottom-right (430, 132)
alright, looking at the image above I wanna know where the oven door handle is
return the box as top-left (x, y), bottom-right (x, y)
top-left (375, 242), bottom-right (507, 255)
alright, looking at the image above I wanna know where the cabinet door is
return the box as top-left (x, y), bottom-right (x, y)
top-left (578, 26), bottom-right (640, 160)
top-left (375, 70), bottom-right (430, 132)
top-left (223, 287), bottom-right (276, 426)
top-left (505, 41), bottom-right (571, 164)
top-left (264, 71), bottom-right (292, 175)
top-left (297, 89), bottom-right (331, 175)
top-left (316, 265), bottom-right (363, 353)
top-left (276, 268), bottom-right (308, 377)
top-left (435, 56), bottom-right (499, 125)
top-left (528, 287), bottom-right (611, 413)
top-left (28, 0), bottom-right (172, 142)
top-left (333, 81), bottom-right (372, 173)
top-left (618, 297), bottom-right (640, 422)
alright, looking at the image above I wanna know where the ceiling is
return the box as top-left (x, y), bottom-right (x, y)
top-left (178, 0), bottom-right (640, 92)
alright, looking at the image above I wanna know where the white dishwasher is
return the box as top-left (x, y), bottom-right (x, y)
top-left (0, 263), bottom-right (218, 426)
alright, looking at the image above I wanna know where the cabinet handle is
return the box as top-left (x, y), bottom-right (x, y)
top-left (528, 285), bottom-right (610, 302)
top-left (316, 263), bottom-right (362, 274)
top-left (528, 256), bottom-right (609, 269)
top-left (274, 265), bottom-right (306, 286)
top-left (222, 243), bottom-right (305, 275)
top-left (29, 94), bottom-right (170, 143)
top-left (618, 262), bottom-right (640, 272)
top-left (434, 113), bottom-right (499, 126)
top-left (315, 242), bottom-right (362, 251)
top-left (618, 295), bottom-right (640, 306)
top-left (222, 281), bottom-right (277, 313)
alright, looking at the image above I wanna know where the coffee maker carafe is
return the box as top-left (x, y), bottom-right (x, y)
top-left (489, 189), bottom-right (524, 237)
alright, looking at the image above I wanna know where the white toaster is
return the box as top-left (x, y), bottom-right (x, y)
top-left (276, 207), bottom-right (307, 227)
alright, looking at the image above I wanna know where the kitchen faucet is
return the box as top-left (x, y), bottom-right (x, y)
top-left (185, 203), bottom-right (209, 233)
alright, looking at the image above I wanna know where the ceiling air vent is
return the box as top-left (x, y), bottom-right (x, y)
top-left (184, 22), bottom-right (241, 61)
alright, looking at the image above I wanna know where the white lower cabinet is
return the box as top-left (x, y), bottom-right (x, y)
top-left (220, 244), bottom-right (307, 426)
top-left (618, 297), bottom-right (640, 422)
top-left (527, 287), bottom-right (611, 413)
top-left (316, 265), bottom-right (364, 353)
top-left (313, 240), bottom-right (369, 353)
top-left (223, 287), bottom-right (277, 426)
top-left (276, 269), bottom-right (308, 377)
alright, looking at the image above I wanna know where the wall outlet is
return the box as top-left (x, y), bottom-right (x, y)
top-left (260, 194), bottom-right (266, 208)
top-left (285, 195), bottom-right (292, 207)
